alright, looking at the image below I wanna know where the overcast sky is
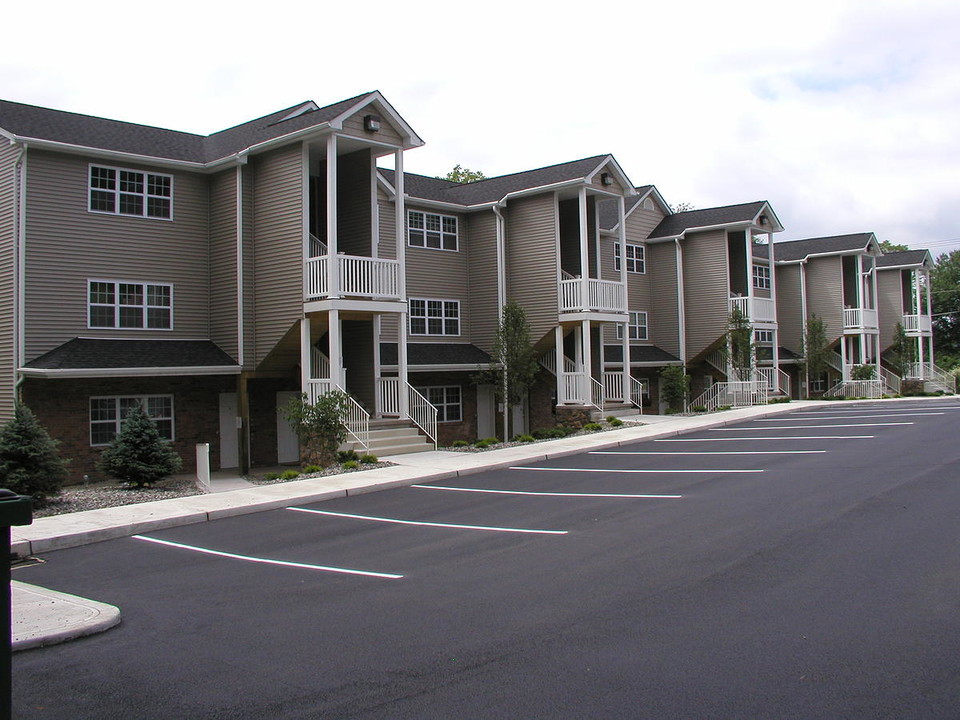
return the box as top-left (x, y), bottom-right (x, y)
top-left (4, 0), bottom-right (958, 254)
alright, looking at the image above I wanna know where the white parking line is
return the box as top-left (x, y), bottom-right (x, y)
top-left (287, 507), bottom-right (568, 535)
top-left (795, 407), bottom-right (960, 414)
top-left (756, 413), bottom-right (942, 421)
top-left (411, 485), bottom-right (682, 499)
top-left (711, 422), bottom-right (911, 431)
top-left (656, 436), bottom-right (874, 441)
top-left (510, 466), bottom-right (762, 474)
top-left (590, 450), bottom-right (827, 455)
top-left (132, 535), bottom-right (403, 579)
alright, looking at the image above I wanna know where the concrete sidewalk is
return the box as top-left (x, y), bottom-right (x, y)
top-left (10, 396), bottom-right (950, 650)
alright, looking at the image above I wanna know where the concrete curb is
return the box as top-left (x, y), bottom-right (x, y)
top-left (11, 396), bottom-right (949, 556)
top-left (12, 581), bottom-right (121, 651)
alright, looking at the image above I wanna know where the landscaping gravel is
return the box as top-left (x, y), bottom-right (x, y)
top-left (33, 479), bottom-right (202, 518)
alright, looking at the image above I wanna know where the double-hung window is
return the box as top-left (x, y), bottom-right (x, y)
top-left (752, 265), bottom-right (771, 289)
top-left (409, 298), bottom-right (460, 336)
top-left (88, 280), bottom-right (172, 330)
top-left (408, 210), bottom-right (458, 251)
top-left (617, 311), bottom-right (649, 341)
top-left (89, 165), bottom-right (172, 219)
top-left (416, 386), bottom-right (462, 422)
top-left (90, 395), bottom-right (174, 446)
top-left (615, 243), bottom-right (645, 273)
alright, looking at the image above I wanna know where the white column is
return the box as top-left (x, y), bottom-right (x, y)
top-left (840, 334), bottom-right (849, 381)
top-left (300, 318), bottom-right (312, 396)
top-left (925, 270), bottom-right (934, 372)
top-left (582, 319), bottom-right (592, 404)
top-left (399, 312), bottom-right (410, 418)
top-left (555, 325), bottom-right (565, 404)
top-left (328, 310), bottom-right (342, 389)
top-left (578, 187), bottom-right (589, 311)
top-left (373, 314), bottom-right (382, 416)
top-left (326, 134), bottom-right (339, 298)
top-left (395, 149), bottom-right (406, 301)
top-left (618, 195), bottom-right (630, 401)
top-left (744, 230), bottom-right (755, 311)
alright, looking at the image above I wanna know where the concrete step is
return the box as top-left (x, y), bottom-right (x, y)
top-left (372, 439), bottom-right (435, 456)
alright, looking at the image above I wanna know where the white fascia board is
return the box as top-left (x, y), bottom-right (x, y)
top-left (773, 246), bottom-right (876, 265)
top-left (381, 363), bottom-right (497, 373)
top-left (646, 186), bottom-right (671, 214)
top-left (492, 178), bottom-right (587, 206)
top-left (1, 127), bottom-right (17, 143)
top-left (753, 202), bottom-right (785, 233)
top-left (649, 220), bottom-right (754, 243)
top-left (586, 155), bottom-right (637, 196)
top-left (331, 91), bottom-right (425, 149)
top-left (18, 365), bottom-right (241, 378)
top-left (404, 196), bottom-right (477, 213)
top-left (377, 170), bottom-right (397, 198)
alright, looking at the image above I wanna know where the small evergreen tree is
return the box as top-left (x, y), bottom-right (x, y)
top-left (727, 305), bottom-right (753, 381)
top-left (801, 314), bottom-right (830, 397)
top-left (98, 404), bottom-right (182, 487)
top-left (660, 366), bottom-right (690, 413)
top-left (889, 322), bottom-right (915, 377)
top-left (851, 364), bottom-right (876, 380)
top-left (282, 391), bottom-right (350, 467)
top-left (0, 404), bottom-right (68, 504)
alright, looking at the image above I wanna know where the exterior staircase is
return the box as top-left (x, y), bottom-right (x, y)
top-left (343, 419), bottom-right (433, 457)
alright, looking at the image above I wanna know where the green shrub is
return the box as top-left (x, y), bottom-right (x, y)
top-left (337, 449), bottom-right (359, 463)
top-left (531, 426), bottom-right (573, 439)
top-left (282, 391), bottom-right (350, 467)
top-left (342, 460), bottom-right (360, 470)
top-left (98, 404), bottom-right (182, 488)
top-left (605, 416), bottom-right (617, 423)
top-left (583, 423), bottom-right (603, 431)
top-left (0, 404), bottom-right (68, 504)
top-left (264, 471), bottom-right (282, 481)
top-left (302, 465), bottom-right (322, 474)
top-left (482, 437), bottom-right (500, 444)
top-left (608, 418), bottom-right (623, 427)
top-left (851, 364), bottom-right (876, 380)
top-left (692, 405), bottom-right (707, 413)
top-left (474, 439), bottom-right (494, 449)
top-left (451, 440), bottom-right (469, 448)
top-left (280, 469), bottom-right (300, 480)
top-left (768, 397), bottom-right (791, 404)
top-left (512, 434), bottom-right (535, 443)
top-left (359, 454), bottom-right (378, 464)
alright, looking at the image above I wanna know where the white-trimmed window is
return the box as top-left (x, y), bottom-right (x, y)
top-left (409, 298), bottom-right (460, 336)
top-left (617, 311), bottom-right (649, 341)
top-left (90, 395), bottom-right (174, 446)
top-left (417, 386), bottom-right (462, 422)
top-left (615, 243), bottom-right (646, 273)
top-left (89, 165), bottom-right (172, 219)
top-left (88, 280), bottom-right (172, 330)
top-left (754, 329), bottom-right (774, 344)
top-left (408, 210), bottom-right (458, 251)
top-left (752, 264), bottom-right (771, 289)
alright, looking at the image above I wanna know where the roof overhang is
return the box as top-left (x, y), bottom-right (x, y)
top-left (329, 91), bottom-right (424, 149)
top-left (18, 365), bottom-right (241, 379)
top-left (773, 233), bottom-right (882, 265)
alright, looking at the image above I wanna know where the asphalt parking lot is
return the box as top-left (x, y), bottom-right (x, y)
top-left (13, 399), bottom-right (960, 719)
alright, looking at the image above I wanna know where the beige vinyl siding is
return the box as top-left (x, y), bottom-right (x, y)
top-left (23, 150), bottom-right (210, 359)
top-left (336, 150), bottom-right (371, 256)
top-left (376, 189), bottom-right (397, 261)
top-left (404, 205), bottom-right (470, 343)
top-left (805, 256), bottom-right (844, 343)
top-left (0, 142), bottom-right (18, 420)
top-left (628, 206), bottom-right (666, 237)
top-left (339, 104), bottom-right (403, 146)
top-left (241, 164), bottom-right (255, 368)
top-left (876, 269), bottom-right (903, 352)
top-left (682, 229), bottom-right (729, 361)
top-left (775, 264), bottom-right (804, 354)
top-left (251, 143), bottom-right (304, 366)
top-left (506, 194), bottom-right (558, 345)
top-left (209, 169), bottom-right (238, 360)
top-left (647, 242), bottom-right (680, 357)
top-left (589, 162), bottom-right (625, 194)
top-left (466, 210), bottom-right (499, 352)
top-left (602, 206), bottom-right (656, 342)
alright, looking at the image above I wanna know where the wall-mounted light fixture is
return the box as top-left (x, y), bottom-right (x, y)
top-left (759, 214), bottom-right (768, 226)
top-left (600, 172), bottom-right (613, 186)
top-left (364, 114), bottom-right (381, 132)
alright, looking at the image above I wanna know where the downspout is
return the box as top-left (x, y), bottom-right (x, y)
top-left (493, 204), bottom-right (508, 437)
top-left (235, 153), bottom-right (250, 473)
top-left (13, 142), bottom-right (27, 404)
top-left (674, 239), bottom-right (686, 365)
top-left (799, 260), bottom-right (809, 397)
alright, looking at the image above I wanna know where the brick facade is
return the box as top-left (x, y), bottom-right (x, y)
top-left (22, 374), bottom-right (236, 484)
top-left (409, 371), bottom-right (478, 446)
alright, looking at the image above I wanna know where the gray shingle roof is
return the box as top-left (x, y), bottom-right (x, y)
top-left (0, 92), bottom-right (378, 164)
top-left (602, 345), bottom-right (682, 364)
top-left (876, 250), bottom-right (930, 268)
top-left (379, 343), bottom-right (493, 366)
top-left (756, 233), bottom-right (876, 262)
top-left (384, 155), bottom-right (612, 207)
top-left (648, 201), bottom-right (769, 239)
top-left (23, 338), bottom-right (238, 370)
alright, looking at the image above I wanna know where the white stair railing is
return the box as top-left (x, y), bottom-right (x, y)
top-left (407, 384), bottom-right (438, 448)
top-left (377, 377), bottom-right (401, 416)
top-left (603, 372), bottom-right (625, 403)
top-left (823, 380), bottom-right (884, 399)
top-left (307, 379), bottom-right (369, 449)
top-left (539, 352), bottom-right (577, 376)
top-left (311, 347), bottom-right (330, 380)
top-left (905, 362), bottom-right (954, 392)
top-left (777, 368), bottom-right (791, 398)
top-left (688, 380), bottom-right (768, 413)
top-left (705, 348), bottom-right (729, 374)
top-left (878, 366), bottom-right (901, 395)
top-left (589, 377), bottom-right (605, 412)
top-left (559, 372), bottom-right (588, 404)
top-left (629, 377), bottom-right (646, 414)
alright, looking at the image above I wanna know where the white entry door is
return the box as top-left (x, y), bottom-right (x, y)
top-left (477, 385), bottom-right (495, 439)
top-left (218, 393), bottom-right (239, 469)
top-left (276, 391), bottom-right (300, 464)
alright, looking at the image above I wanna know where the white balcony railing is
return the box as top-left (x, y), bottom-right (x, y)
top-left (305, 254), bottom-right (402, 301)
top-left (903, 314), bottom-right (932, 334)
top-left (729, 296), bottom-right (776, 324)
top-left (559, 278), bottom-right (627, 314)
top-left (843, 307), bottom-right (878, 330)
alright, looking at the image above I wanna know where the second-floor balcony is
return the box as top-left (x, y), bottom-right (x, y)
top-left (559, 277), bottom-right (627, 314)
top-left (903, 313), bottom-right (932, 335)
top-left (729, 296), bottom-right (776, 324)
top-left (843, 307), bottom-right (878, 331)
top-left (305, 254), bottom-right (402, 302)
